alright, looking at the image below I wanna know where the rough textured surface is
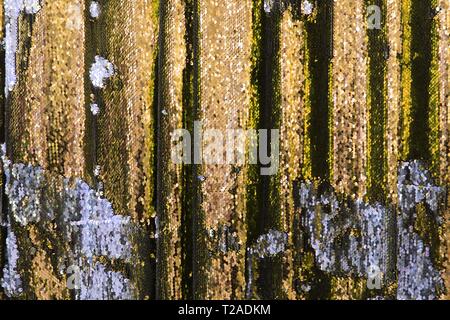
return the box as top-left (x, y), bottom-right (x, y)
top-left (0, 0), bottom-right (448, 300)
top-left (298, 161), bottom-right (445, 299)
top-left (2, 154), bottom-right (137, 299)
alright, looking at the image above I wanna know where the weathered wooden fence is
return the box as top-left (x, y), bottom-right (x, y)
top-left (0, 0), bottom-right (448, 300)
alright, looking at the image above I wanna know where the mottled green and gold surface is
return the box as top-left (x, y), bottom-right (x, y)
top-left (0, 0), bottom-right (448, 300)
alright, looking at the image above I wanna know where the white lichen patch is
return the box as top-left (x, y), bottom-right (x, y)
top-left (264, 0), bottom-right (275, 13)
top-left (251, 229), bottom-right (288, 258)
top-left (298, 160), bottom-right (445, 297)
top-left (90, 103), bottom-right (99, 115)
top-left (302, 0), bottom-right (313, 15)
top-left (64, 179), bottom-right (133, 260)
top-left (4, 0), bottom-right (23, 95)
top-left (4, 163), bottom-right (46, 226)
top-left (207, 225), bottom-right (241, 254)
top-left (93, 165), bottom-right (101, 177)
top-left (398, 161), bottom-right (444, 212)
top-left (1, 156), bottom-right (136, 299)
top-left (4, 0), bottom-right (42, 96)
top-left (23, 0), bottom-right (41, 14)
top-left (360, 204), bottom-right (390, 277)
top-left (89, 56), bottom-right (115, 88)
top-left (300, 183), bottom-right (343, 272)
top-left (78, 262), bottom-right (134, 300)
top-left (89, 1), bottom-right (101, 19)
top-left (396, 161), bottom-right (445, 299)
top-left (397, 224), bottom-right (443, 300)
top-left (1, 226), bottom-right (23, 297)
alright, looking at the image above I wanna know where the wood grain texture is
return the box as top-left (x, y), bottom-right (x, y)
top-left (0, 0), bottom-right (448, 300)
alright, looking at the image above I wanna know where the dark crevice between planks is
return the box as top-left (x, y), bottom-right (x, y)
top-left (191, 0), bottom-right (208, 299)
top-left (366, 0), bottom-right (388, 203)
top-left (156, 0), bottom-right (175, 300)
top-left (245, 0), bottom-right (263, 299)
top-left (364, 1), bottom-right (401, 298)
top-left (181, 0), bottom-right (195, 300)
top-left (146, 53), bottom-right (159, 300)
top-left (408, 0), bottom-right (432, 162)
top-left (299, 0), bottom-right (334, 299)
top-left (307, 0), bottom-right (333, 183)
top-left (84, 0), bottom-right (102, 187)
top-left (258, 3), bottom-right (283, 299)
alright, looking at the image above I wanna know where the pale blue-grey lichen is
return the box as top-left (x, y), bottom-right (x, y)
top-left (23, 0), bottom-right (41, 14)
top-left (89, 56), bottom-right (115, 88)
top-left (300, 183), bottom-right (394, 278)
top-left (398, 160), bottom-right (444, 213)
top-left (396, 225), bottom-right (443, 300)
top-left (62, 179), bottom-right (132, 260)
top-left (298, 161), bottom-right (446, 299)
top-left (264, 0), bottom-right (275, 13)
top-left (250, 229), bottom-right (288, 258)
top-left (245, 230), bottom-right (288, 298)
top-left (90, 103), bottom-right (100, 115)
top-left (396, 161), bottom-right (445, 300)
top-left (4, 0), bottom-right (41, 96)
top-left (302, 0), bottom-right (314, 15)
top-left (1, 155), bottom-right (135, 299)
top-left (89, 1), bottom-right (100, 19)
top-left (1, 225), bottom-right (23, 297)
top-left (78, 262), bottom-right (133, 300)
top-left (5, 163), bottom-right (46, 226)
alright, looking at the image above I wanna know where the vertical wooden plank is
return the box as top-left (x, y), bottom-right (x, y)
top-left (245, 0), bottom-right (262, 299)
top-left (6, 0), bottom-right (87, 299)
top-left (157, 0), bottom-right (186, 299)
top-left (386, 0), bottom-right (402, 202)
top-left (436, 0), bottom-right (449, 186)
top-left (249, 2), bottom-right (306, 299)
top-left (98, 0), bottom-right (158, 221)
top-left (97, 0), bottom-right (159, 298)
top-left (331, 0), bottom-right (369, 199)
top-left (9, 0), bottom-right (86, 176)
top-left (328, 0), bottom-right (371, 299)
top-left (395, 0), bottom-right (446, 299)
top-left (277, 6), bottom-right (305, 299)
top-left (193, 0), bottom-right (252, 299)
